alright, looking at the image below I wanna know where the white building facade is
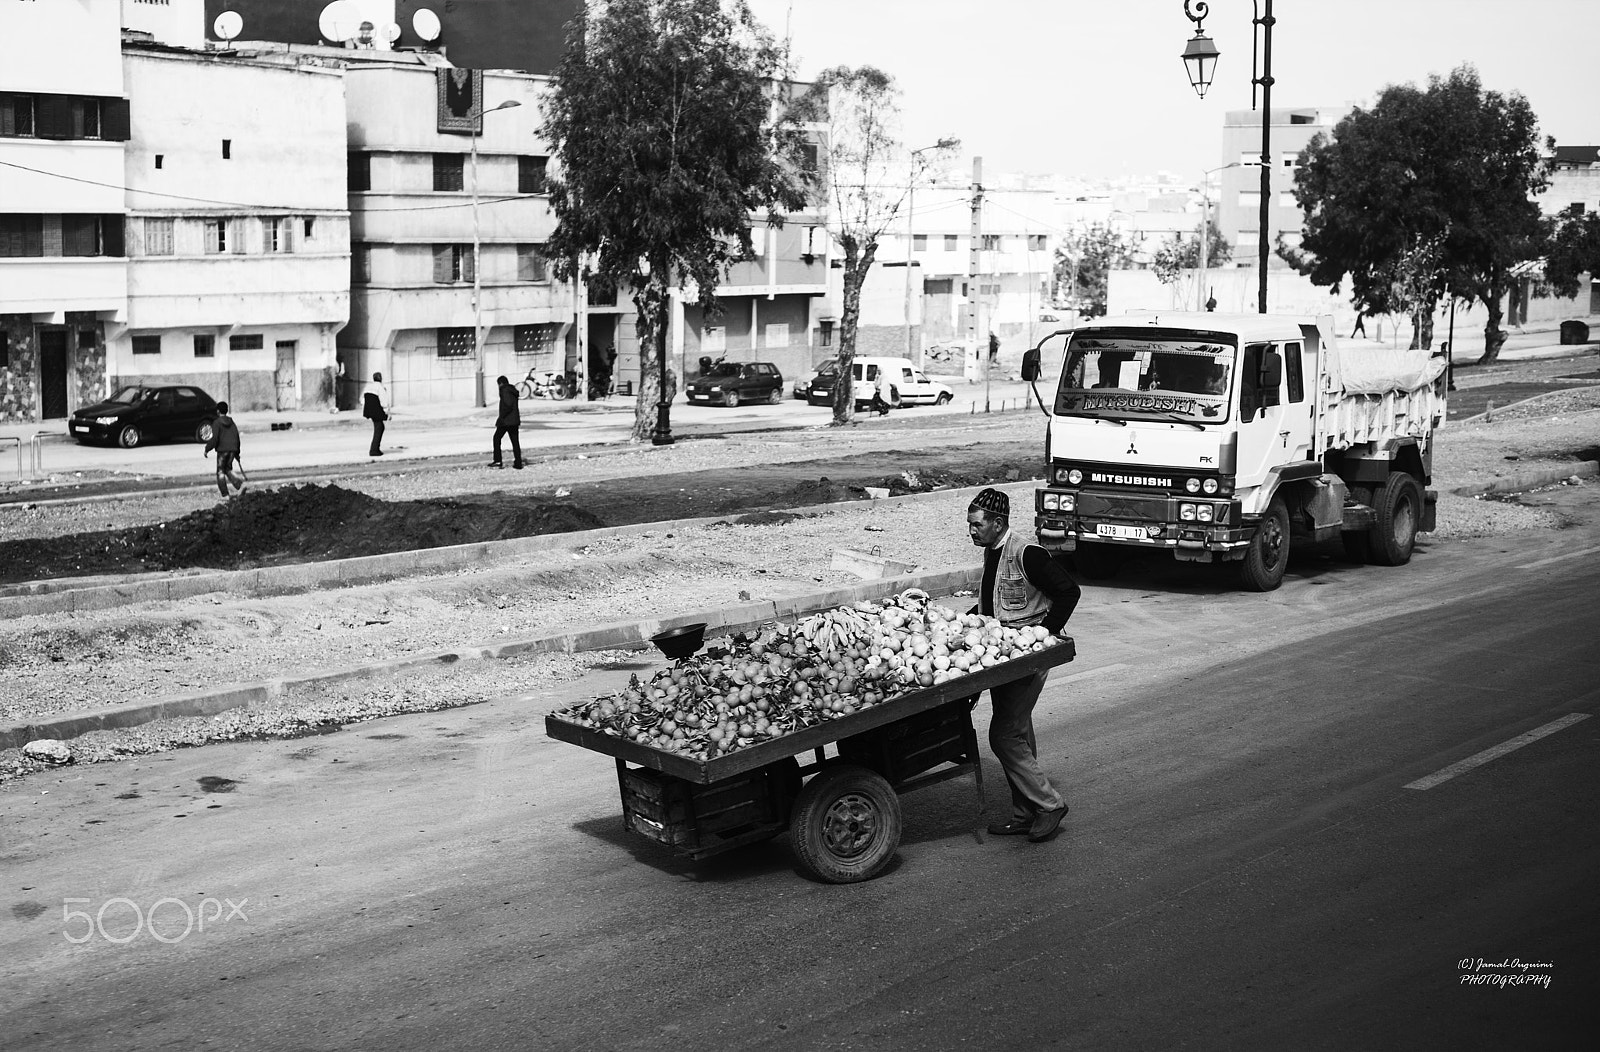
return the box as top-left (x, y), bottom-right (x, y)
top-left (0, 0), bottom-right (129, 423)
top-left (118, 42), bottom-right (349, 411)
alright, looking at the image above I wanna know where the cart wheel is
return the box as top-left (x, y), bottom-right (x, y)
top-left (789, 763), bottom-right (902, 884)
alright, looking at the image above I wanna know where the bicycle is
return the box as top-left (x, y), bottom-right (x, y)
top-left (517, 368), bottom-right (571, 400)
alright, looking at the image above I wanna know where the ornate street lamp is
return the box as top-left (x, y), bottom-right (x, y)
top-left (1182, 0), bottom-right (1275, 314)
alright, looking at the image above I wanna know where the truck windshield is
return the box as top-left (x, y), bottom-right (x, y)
top-left (1054, 333), bottom-right (1235, 424)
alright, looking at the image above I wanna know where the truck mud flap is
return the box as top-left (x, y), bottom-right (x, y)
top-left (1422, 488), bottom-right (1437, 533)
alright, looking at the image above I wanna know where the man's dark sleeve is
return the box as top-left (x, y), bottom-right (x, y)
top-left (1021, 545), bottom-right (1081, 633)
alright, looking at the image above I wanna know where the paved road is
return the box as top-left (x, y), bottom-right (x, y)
top-left (4, 487), bottom-right (1595, 1049)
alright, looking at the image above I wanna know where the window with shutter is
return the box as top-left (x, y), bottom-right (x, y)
top-left (145, 218), bottom-right (174, 255)
top-left (518, 156), bottom-right (548, 194)
top-left (204, 219), bottom-right (226, 253)
top-left (193, 335), bottom-right (215, 358)
top-left (433, 245), bottom-right (451, 283)
top-left (433, 153), bottom-right (464, 192)
top-left (0, 214), bottom-right (44, 257)
top-left (35, 94), bottom-right (71, 138)
top-left (101, 97), bottom-right (130, 141)
top-left (1, 93), bottom-right (37, 136)
top-left (229, 218), bottom-right (248, 254)
top-left (132, 335), bottom-right (162, 355)
top-left (61, 215), bottom-right (97, 256)
top-left (517, 244), bottom-right (548, 282)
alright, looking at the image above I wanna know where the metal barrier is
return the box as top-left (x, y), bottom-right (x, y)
top-left (32, 431), bottom-right (51, 477)
top-left (1, 436), bottom-right (19, 482)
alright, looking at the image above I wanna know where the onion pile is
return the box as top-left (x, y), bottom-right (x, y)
top-left (552, 590), bottom-right (1062, 759)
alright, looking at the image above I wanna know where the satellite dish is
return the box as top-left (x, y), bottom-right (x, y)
top-left (318, 1), bottom-right (356, 43)
top-left (384, 22), bottom-right (402, 43)
top-left (412, 7), bottom-right (441, 43)
top-left (213, 10), bottom-right (244, 41)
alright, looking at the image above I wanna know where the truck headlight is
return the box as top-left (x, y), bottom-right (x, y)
top-left (1185, 478), bottom-right (1200, 493)
top-left (1197, 505), bottom-right (1215, 523)
top-left (1067, 468), bottom-right (1083, 485)
top-left (1202, 478), bottom-right (1219, 494)
top-left (1041, 492), bottom-right (1076, 513)
top-left (1179, 503), bottom-right (1197, 521)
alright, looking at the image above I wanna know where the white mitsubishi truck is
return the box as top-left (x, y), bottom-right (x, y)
top-left (1020, 312), bottom-right (1448, 591)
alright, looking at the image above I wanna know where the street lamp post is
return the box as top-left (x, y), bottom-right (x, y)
top-left (902, 138), bottom-right (959, 367)
top-left (1197, 161), bottom-right (1241, 309)
top-left (1181, 0), bottom-right (1274, 314)
top-left (471, 99), bottom-right (521, 408)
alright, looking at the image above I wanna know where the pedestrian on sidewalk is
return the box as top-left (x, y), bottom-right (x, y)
top-left (1351, 312), bottom-right (1367, 339)
top-left (204, 401), bottom-right (246, 498)
top-left (869, 366), bottom-right (895, 416)
top-left (964, 487), bottom-right (1081, 844)
top-left (363, 371), bottom-right (389, 457)
top-left (490, 374), bottom-right (524, 469)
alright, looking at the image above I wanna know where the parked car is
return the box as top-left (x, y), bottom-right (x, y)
top-left (806, 356), bottom-right (954, 409)
top-left (684, 361), bottom-right (785, 407)
top-left (69, 384), bottom-right (220, 448)
top-left (792, 360), bottom-right (837, 399)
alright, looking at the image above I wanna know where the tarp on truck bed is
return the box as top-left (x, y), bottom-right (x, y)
top-left (1325, 342), bottom-right (1446, 396)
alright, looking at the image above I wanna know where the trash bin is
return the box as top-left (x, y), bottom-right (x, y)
top-left (1559, 319), bottom-right (1590, 345)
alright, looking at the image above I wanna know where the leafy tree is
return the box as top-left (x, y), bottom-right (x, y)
top-left (799, 67), bottom-right (955, 425)
top-left (1152, 217), bottom-right (1232, 289)
top-left (1288, 65), bottom-right (1547, 363)
top-left (1054, 225), bottom-right (1140, 317)
top-left (1543, 209), bottom-right (1600, 299)
top-left (541, 0), bottom-right (807, 443)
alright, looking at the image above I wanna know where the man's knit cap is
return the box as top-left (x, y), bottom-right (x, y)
top-left (969, 487), bottom-right (1009, 517)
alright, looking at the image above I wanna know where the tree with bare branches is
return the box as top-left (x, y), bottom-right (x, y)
top-left (800, 66), bottom-right (955, 425)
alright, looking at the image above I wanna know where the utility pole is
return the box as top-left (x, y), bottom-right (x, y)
top-left (967, 156), bottom-right (986, 412)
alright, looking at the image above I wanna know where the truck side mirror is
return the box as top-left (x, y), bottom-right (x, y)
top-left (1021, 348), bottom-right (1040, 383)
top-left (1260, 350), bottom-right (1282, 408)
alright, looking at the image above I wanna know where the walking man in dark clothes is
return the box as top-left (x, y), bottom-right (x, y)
top-left (965, 487), bottom-right (1081, 843)
top-left (490, 374), bottom-right (524, 468)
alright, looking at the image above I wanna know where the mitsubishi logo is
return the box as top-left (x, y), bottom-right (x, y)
top-left (1126, 430), bottom-right (1139, 456)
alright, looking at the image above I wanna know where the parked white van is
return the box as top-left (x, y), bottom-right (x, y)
top-left (806, 356), bottom-right (954, 408)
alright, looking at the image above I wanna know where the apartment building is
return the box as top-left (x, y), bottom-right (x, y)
top-left (118, 40), bottom-right (349, 410)
top-left (341, 64), bottom-right (573, 407)
top-left (1214, 104), bottom-right (1348, 266)
top-left (0, 0), bottom-right (129, 424)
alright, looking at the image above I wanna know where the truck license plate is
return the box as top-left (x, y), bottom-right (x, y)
top-left (1095, 523), bottom-right (1146, 540)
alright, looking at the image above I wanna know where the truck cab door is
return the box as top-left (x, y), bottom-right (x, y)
top-left (1280, 339), bottom-right (1314, 464)
top-left (1233, 342), bottom-right (1289, 498)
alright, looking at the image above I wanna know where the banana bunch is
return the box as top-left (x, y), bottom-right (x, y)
top-left (797, 604), bottom-right (878, 653)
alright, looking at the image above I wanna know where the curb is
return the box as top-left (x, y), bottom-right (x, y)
top-left (1449, 459), bottom-right (1599, 497)
top-left (0, 479), bottom-right (1040, 617)
top-left (0, 567), bottom-right (982, 752)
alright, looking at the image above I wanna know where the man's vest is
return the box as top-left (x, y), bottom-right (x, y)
top-left (989, 530), bottom-right (1051, 627)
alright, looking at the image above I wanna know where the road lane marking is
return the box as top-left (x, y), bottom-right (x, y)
top-left (1516, 544), bottom-right (1600, 569)
top-left (1404, 713), bottom-right (1591, 790)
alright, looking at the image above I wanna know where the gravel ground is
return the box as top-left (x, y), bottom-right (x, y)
top-left (3, 391), bottom-right (1597, 783)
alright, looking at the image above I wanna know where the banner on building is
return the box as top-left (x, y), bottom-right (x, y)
top-left (437, 68), bottom-right (483, 134)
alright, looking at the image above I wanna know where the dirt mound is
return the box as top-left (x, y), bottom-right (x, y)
top-left (0, 483), bottom-right (603, 585)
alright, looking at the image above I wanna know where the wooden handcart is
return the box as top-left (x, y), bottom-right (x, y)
top-left (545, 638), bottom-right (1076, 883)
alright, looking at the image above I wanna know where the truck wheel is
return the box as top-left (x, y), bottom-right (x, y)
top-left (1368, 472), bottom-right (1422, 566)
top-left (1072, 541), bottom-right (1122, 580)
top-left (789, 763), bottom-right (902, 884)
top-left (1340, 484), bottom-right (1373, 563)
top-left (1238, 497), bottom-right (1290, 591)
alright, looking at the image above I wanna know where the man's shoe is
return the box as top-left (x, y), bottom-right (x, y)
top-left (986, 818), bottom-right (1033, 836)
top-left (1027, 804), bottom-right (1069, 843)
top-left (512, 460), bottom-right (525, 470)
top-left (488, 461), bottom-right (503, 468)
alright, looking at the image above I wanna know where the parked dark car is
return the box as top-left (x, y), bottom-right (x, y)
top-left (685, 361), bottom-right (785, 407)
top-left (69, 384), bottom-right (220, 448)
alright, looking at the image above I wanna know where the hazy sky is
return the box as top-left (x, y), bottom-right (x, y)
top-left (745, 0), bottom-right (1600, 181)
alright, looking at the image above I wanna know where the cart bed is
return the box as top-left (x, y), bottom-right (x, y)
top-left (545, 637), bottom-right (1075, 784)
